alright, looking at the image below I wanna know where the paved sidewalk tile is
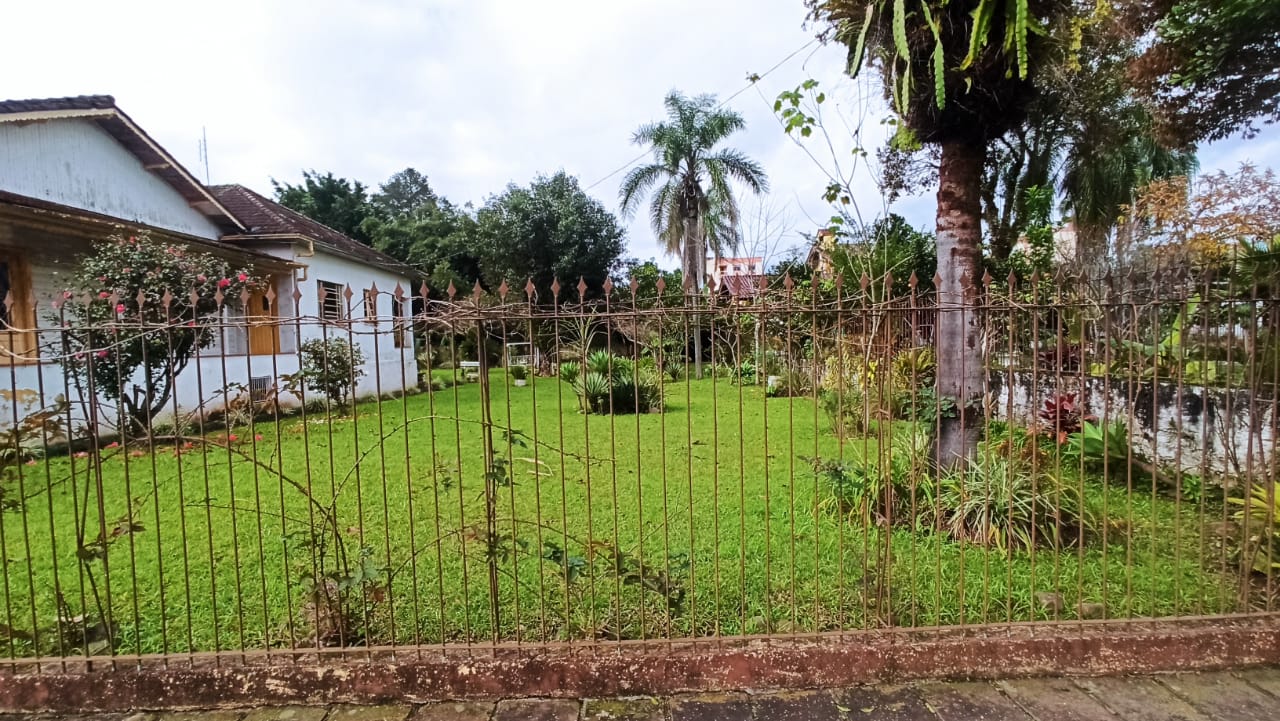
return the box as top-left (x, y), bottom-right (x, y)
top-left (998, 678), bottom-right (1118, 721)
top-left (492, 698), bottom-right (579, 721)
top-left (668, 693), bottom-right (752, 721)
top-left (1161, 673), bottom-right (1277, 721)
top-left (326, 705), bottom-right (412, 721)
top-left (833, 685), bottom-right (936, 721)
top-left (241, 707), bottom-right (329, 721)
top-left (581, 696), bottom-right (666, 720)
top-left (1236, 668), bottom-right (1280, 698)
top-left (752, 690), bottom-right (844, 721)
top-left (408, 701), bottom-right (494, 721)
top-left (1074, 677), bottom-right (1208, 721)
top-left (915, 682), bottom-right (1030, 721)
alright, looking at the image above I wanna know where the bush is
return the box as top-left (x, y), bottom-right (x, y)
top-left (662, 359), bottom-right (685, 383)
top-left (936, 431), bottom-right (1091, 551)
top-left (509, 365), bottom-right (528, 381)
top-left (572, 352), bottom-right (663, 414)
top-left (297, 338), bottom-right (367, 410)
top-left (558, 361), bottom-right (581, 385)
top-left (812, 429), bottom-right (932, 526)
top-left (1231, 481), bottom-right (1280, 575)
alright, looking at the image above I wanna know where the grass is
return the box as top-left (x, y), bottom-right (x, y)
top-left (0, 372), bottom-right (1241, 657)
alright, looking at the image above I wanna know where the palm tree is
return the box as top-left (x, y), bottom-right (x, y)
top-left (807, 0), bottom-right (1079, 467)
top-left (619, 91), bottom-right (769, 378)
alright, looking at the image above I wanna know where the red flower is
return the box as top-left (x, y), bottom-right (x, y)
top-left (227, 433), bottom-right (238, 442)
top-left (237, 273), bottom-right (248, 282)
top-left (218, 278), bottom-right (231, 288)
top-left (115, 303), bottom-right (126, 314)
top-left (95, 350), bottom-right (109, 359)
top-left (98, 291), bottom-right (111, 299)
top-left (106, 441), bottom-right (119, 449)
top-left (254, 434), bottom-right (263, 441)
top-left (63, 291), bottom-right (73, 299)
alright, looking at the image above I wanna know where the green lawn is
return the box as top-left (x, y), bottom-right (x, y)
top-left (0, 374), bottom-right (1239, 657)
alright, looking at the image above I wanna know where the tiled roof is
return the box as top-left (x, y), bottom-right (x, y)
top-left (720, 274), bottom-right (766, 299)
top-left (210, 184), bottom-right (412, 276)
top-left (0, 95), bottom-right (116, 114)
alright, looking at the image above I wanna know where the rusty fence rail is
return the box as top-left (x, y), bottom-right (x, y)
top-left (0, 268), bottom-right (1276, 671)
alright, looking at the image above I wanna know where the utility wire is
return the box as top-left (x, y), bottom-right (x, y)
top-left (584, 38), bottom-right (819, 192)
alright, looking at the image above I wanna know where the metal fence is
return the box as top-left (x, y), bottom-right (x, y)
top-left (0, 268), bottom-right (1276, 671)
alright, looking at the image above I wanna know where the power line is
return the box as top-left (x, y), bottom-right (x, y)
top-left (584, 38), bottom-right (819, 193)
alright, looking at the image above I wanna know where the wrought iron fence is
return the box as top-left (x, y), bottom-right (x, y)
top-left (0, 267), bottom-right (1276, 671)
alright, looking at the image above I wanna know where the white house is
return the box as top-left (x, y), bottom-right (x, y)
top-left (0, 95), bottom-right (417, 432)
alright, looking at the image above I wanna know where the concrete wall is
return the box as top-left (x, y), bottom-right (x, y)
top-left (990, 371), bottom-right (1277, 481)
top-left (0, 119), bottom-right (223, 239)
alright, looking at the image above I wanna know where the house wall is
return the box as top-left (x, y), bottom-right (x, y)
top-left (290, 248), bottom-right (418, 401)
top-left (0, 120), bottom-right (223, 240)
top-left (0, 222), bottom-right (417, 436)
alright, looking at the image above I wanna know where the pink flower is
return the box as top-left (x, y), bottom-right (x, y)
top-left (63, 290), bottom-right (73, 299)
top-left (95, 350), bottom-right (108, 359)
top-left (237, 273), bottom-right (248, 282)
top-left (98, 291), bottom-right (111, 299)
top-left (115, 303), bottom-right (126, 314)
top-left (186, 321), bottom-right (196, 327)
top-left (197, 274), bottom-right (207, 283)
top-left (106, 441), bottom-right (119, 449)
top-left (254, 434), bottom-right (263, 441)
top-left (218, 278), bottom-right (231, 288)
top-left (227, 433), bottom-right (238, 442)
top-left (73, 451), bottom-right (89, 459)
top-left (25, 459), bottom-right (36, 466)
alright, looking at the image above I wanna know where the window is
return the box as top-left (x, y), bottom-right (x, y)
top-left (0, 254), bottom-right (36, 364)
top-left (363, 288), bottom-right (378, 325)
top-left (317, 280), bottom-right (345, 322)
top-left (392, 297), bottom-right (407, 348)
top-left (733, 264), bottom-right (742, 273)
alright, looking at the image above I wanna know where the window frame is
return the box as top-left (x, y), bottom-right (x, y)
top-left (317, 280), bottom-right (346, 323)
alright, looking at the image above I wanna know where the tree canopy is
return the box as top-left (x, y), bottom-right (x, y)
top-left (272, 170), bottom-right (375, 244)
top-left (473, 171), bottom-right (626, 298)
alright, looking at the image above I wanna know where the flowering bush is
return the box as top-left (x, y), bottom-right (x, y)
top-left (58, 233), bottom-right (256, 435)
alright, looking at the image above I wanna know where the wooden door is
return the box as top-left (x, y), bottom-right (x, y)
top-left (247, 284), bottom-right (280, 355)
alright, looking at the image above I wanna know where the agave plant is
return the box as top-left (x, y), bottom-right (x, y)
top-left (575, 372), bottom-right (612, 413)
top-left (586, 349), bottom-right (614, 376)
top-left (558, 361), bottom-right (581, 385)
top-left (1230, 481), bottom-right (1280, 575)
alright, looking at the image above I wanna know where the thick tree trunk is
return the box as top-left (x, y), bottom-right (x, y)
top-left (933, 139), bottom-right (987, 470)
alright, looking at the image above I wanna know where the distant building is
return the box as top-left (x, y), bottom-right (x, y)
top-left (708, 255), bottom-right (765, 302)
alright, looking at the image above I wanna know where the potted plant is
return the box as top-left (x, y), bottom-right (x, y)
top-left (510, 365), bottom-right (529, 387)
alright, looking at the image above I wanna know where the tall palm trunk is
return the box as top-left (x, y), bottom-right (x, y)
top-left (683, 215), bottom-right (704, 379)
top-left (933, 140), bottom-right (987, 469)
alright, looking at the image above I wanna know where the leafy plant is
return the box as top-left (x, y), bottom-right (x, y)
top-left (296, 337), bottom-right (368, 410)
top-left (509, 365), bottom-right (529, 381)
top-left (1230, 481), bottom-right (1280, 575)
top-left (558, 361), bottom-right (581, 385)
top-left (662, 359), bottom-right (685, 383)
top-left (937, 453), bottom-right (1089, 552)
top-left (572, 353), bottom-right (663, 414)
top-left (1040, 392), bottom-right (1094, 440)
top-left (766, 370), bottom-right (811, 398)
top-left (586, 349), bottom-right (614, 376)
top-left (58, 232), bottom-right (256, 435)
top-left (810, 429), bottom-right (932, 526)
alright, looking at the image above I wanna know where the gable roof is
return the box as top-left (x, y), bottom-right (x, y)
top-left (0, 95), bottom-right (244, 234)
top-left (210, 184), bottom-right (413, 277)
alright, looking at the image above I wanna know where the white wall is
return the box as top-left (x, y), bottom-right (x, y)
top-left (0, 120), bottom-right (224, 239)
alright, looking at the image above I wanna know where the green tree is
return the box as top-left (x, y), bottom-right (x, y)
top-left (59, 233), bottom-right (255, 435)
top-left (473, 171), bottom-right (625, 299)
top-left (367, 201), bottom-right (481, 294)
top-left (828, 214), bottom-right (936, 301)
top-left (272, 170), bottom-right (375, 244)
top-left (806, 0), bottom-right (1079, 467)
top-left (619, 91), bottom-right (769, 377)
top-left (370, 167), bottom-right (439, 219)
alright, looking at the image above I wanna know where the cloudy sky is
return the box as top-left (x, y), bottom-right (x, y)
top-left (5, 0), bottom-right (1278, 267)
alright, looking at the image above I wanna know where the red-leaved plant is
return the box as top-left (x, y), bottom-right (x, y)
top-left (1039, 393), bottom-right (1096, 443)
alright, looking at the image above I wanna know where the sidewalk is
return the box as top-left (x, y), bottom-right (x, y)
top-left (5, 668), bottom-right (1277, 720)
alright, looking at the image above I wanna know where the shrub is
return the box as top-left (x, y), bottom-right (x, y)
top-left (662, 359), bottom-right (685, 382)
top-left (812, 429), bottom-right (932, 526)
top-left (572, 352), bottom-right (663, 414)
top-left (59, 232), bottom-right (256, 435)
top-left (1231, 481), bottom-right (1280, 575)
top-left (1040, 393), bottom-right (1094, 440)
top-left (558, 361), bottom-right (581, 385)
top-left (509, 365), bottom-right (529, 381)
top-left (936, 433), bottom-right (1091, 551)
top-left (297, 337), bottom-right (367, 410)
